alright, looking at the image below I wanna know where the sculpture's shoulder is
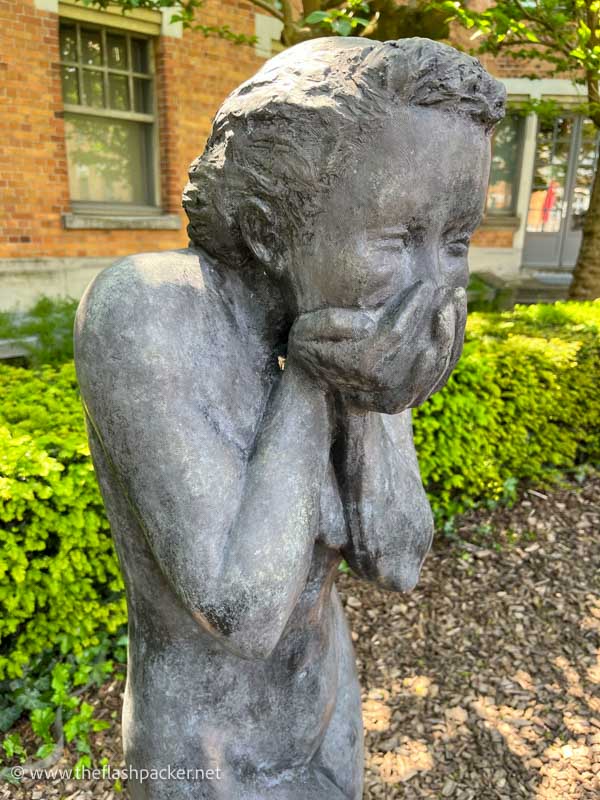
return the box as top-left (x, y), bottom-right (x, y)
top-left (75, 249), bottom-right (216, 364)
top-left (77, 248), bottom-right (204, 328)
top-left (75, 249), bottom-right (269, 445)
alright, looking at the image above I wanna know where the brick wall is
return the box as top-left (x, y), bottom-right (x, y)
top-left (0, 0), bottom-right (546, 282)
top-left (0, 0), bottom-right (263, 261)
top-left (472, 228), bottom-right (515, 248)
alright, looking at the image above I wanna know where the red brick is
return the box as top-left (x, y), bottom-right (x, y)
top-left (0, 0), bottom-right (263, 259)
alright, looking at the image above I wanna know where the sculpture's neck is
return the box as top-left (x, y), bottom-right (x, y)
top-left (189, 245), bottom-right (293, 353)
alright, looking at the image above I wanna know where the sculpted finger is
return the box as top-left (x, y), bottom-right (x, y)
top-left (292, 307), bottom-right (375, 344)
top-left (428, 287), bottom-right (468, 395)
top-left (410, 337), bottom-right (452, 406)
top-left (432, 289), bottom-right (456, 351)
top-left (292, 338), bottom-right (358, 384)
top-left (375, 282), bottom-right (437, 357)
top-left (448, 287), bottom-right (468, 369)
top-left (385, 280), bottom-right (436, 335)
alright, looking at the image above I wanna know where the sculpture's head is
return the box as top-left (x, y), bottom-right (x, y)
top-left (183, 37), bottom-right (505, 314)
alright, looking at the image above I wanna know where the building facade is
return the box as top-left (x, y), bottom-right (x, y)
top-left (0, 0), bottom-right (597, 308)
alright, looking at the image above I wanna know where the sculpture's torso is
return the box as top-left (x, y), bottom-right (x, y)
top-left (79, 249), bottom-right (363, 799)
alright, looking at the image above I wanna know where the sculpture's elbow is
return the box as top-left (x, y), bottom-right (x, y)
top-left (375, 556), bottom-right (427, 593)
top-left (350, 511), bottom-right (434, 594)
top-left (381, 515), bottom-right (434, 593)
top-left (228, 634), bottom-right (279, 662)
top-left (190, 603), bottom-right (281, 661)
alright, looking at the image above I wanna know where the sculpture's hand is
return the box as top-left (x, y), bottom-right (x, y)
top-left (289, 281), bottom-right (467, 414)
top-left (334, 407), bottom-right (434, 592)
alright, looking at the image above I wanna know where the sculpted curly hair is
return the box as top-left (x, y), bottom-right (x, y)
top-left (183, 36), bottom-right (506, 267)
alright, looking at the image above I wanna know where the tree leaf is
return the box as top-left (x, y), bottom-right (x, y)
top-left (305, 10), bottom-right (329, 23)
top-left (332, 17), bottom-right (353, 35)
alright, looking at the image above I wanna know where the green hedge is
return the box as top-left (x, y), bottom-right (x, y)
top-left (413, 300), bottom-right (600, 517)
top-left (0, 300), bottom-right (599, 680)
top-left (0, 365), bottom-right (125, 681)
top-left (0, 296), bottom-right (78, 367)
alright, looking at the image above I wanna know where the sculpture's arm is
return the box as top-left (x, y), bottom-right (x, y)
top-left (334, 405), bottom-right (434, 592)
top-left (195, 363), bottom-right (334, 658)
top-left (82, 361), bottom-right (332, 660)
top-left (75, 270), bottom-right (333, 661)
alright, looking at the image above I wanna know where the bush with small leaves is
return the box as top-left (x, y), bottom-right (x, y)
top-left (0, 299), bottom-right (598, 723)
top-left (413, 300), bottom-right (600, 520)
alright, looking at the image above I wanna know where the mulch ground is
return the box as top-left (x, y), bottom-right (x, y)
top-left (2, 473), bottom-right (599, 800)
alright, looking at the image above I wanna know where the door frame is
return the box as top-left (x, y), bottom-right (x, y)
top-left (522, 115), bottom-right (584, 270)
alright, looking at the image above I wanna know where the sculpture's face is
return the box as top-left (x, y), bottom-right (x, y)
top-left (288, 106), bottom-right (491, 312)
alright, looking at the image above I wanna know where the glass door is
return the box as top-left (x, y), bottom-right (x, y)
top-left (523, 116), bottom-right (600, 270)
top-left (561, 119), bottom-right (600, 265)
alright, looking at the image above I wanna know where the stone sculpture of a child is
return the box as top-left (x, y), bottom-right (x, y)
top-left (74, 36), bottom-right (505, 800)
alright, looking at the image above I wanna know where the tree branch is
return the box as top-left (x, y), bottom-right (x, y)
top-left (301, 0), bottom-right (323, 15)
top-left (280, 0), bottom-right (298, 44)
top-left (492, 36), bottom-right (569, 51)
top-left (510, 0), bottom-right (575, 59)
top-left (249, 0), bottom-right (285, 21)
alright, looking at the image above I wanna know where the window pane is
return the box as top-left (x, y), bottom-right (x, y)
top-left (83, 70), bottom-right (105, 108)
top-left (526, 117), bottom-right (572, 233)
top-left (133, 77), bottom-right (152, 113)
top-left (570, 122), bottom-right (600, 230)
top-left (486, 114), bottom-right (523, 215)
top-left (131, 38), bottom-right (149, 73)
top-left (107, 33), bottom-right (128, 69)
top-left (61, 65), bottom-right (79, 105)
top-left (60, 24), bottom-right (77, 62)
top-left (65, 113), bottom-right (151, 205)
top-left (81, 28), bottom-right (103, 66)
top-left (109, 74), bottom-right (130, 111)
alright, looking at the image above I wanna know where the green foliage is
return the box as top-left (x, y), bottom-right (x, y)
top-left (304, 0), bottom-right (371, 36)
top-left (0, 358), bottom-right (127, 769)
top-left (0, 635), bottom-right (125, 776)
top-left (436, 0), bottom-right (600, 118)
top-left (78, 0), bottom-right (257, 43)
top-left (467, 272), bottom-right (515, 311)
top-left (82, 0), bottom-right (449, 48)
top-left (0, 296), bottom-right (78, 367)
top-left (0, 299), bottom-right (598, 756)
top-left (2, 732), bottom-right (26, 762)
top-left (0, 362), bottom-right (127, 682)
top-left (413, 300), bottom-right (600, 520)
top-left (81, 0), bottom-right (375, 43)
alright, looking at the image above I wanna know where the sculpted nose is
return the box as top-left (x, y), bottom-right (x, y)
top-left (416, 245), bottom-right (468, 291)
top-left (413, 245), bottom-right (444, 289)
top-left (450, 260), bottom-right (470, 290)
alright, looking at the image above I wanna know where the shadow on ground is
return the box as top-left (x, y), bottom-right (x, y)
top-left (340, 475), bottom-right (600, 799)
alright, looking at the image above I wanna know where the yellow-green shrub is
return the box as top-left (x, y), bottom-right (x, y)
top-left (0, 364), bottom-right (126, 681)
top-left (0, 301), bottom-right (598, 679)
top-left (413, 300), bottom-right (600, 518)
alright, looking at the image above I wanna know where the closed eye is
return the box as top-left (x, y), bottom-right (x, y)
top-left (366, 227), bottom-right (409, 251)
top-left (445, 235), bottom-right (471, 257)
top-left (374, 240), bottom-right (407, 252)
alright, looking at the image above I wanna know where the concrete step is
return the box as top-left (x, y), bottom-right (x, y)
top-left (514, 270), bottom-right (572, 304)
top-left (0, 335), bottom-right (38, 360)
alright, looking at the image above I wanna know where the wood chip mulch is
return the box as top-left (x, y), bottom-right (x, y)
top-left (351, 472), bottom-right (600, 800)
top-left (2, 474), bottom-right (599, 800)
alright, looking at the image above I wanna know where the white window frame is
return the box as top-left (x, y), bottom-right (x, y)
top-left (59, 19), bottom-right (162, 215)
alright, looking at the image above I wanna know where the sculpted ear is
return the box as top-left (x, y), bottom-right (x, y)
top-left (239, 199), bottom-right (285, 277)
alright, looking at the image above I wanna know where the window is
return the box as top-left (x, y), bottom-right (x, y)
top-left (526, 116), bottom-right (572, 233)
top-left (59, 22), bottom-right (157, 211)
top-left (486, 113), bottom-right (524, 217)
top-left (525, 115), bottom-right (600, 234)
